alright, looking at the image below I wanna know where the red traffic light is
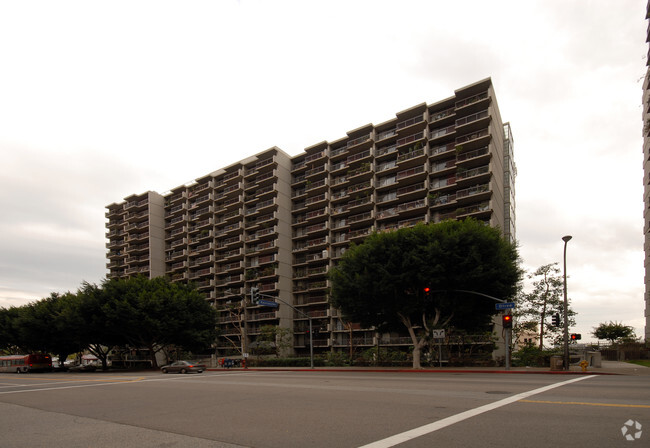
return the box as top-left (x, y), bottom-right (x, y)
top-left (570, 333), bottom-right (582, 340)
top-left (502, 314), bottom-right (513, 329)
top-left (423, 287), bottom-right (431, 297)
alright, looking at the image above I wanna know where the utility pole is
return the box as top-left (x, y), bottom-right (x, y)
top-left (562, 235), bottom-right (572, 370)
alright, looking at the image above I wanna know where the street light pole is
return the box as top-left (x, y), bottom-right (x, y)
top-left (562, 235), bottom-right (572, 371)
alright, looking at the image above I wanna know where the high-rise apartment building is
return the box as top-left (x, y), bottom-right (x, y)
top-left (106, 78), bottom-right (516, 356)
top-left (642, 1), bottom-right (650, 341)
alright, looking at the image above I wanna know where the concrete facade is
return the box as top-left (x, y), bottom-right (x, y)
top-left (106, 77), bottom-right (516, 356)
top-left (642, 1), bottom-right (650, 341)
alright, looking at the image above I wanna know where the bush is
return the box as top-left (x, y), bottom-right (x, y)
top-left (324, 351), bottom-right (352, 366)
top-left (512, 346), bottom-right (559, 367)
top-left (357, 347), bottom-right (409, 366)
top-left (248, 357), bottom-right (325, 367)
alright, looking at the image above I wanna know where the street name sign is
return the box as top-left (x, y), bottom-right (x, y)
top-left (495, 302), bottom-right (515, 310)
top-left (258, 299), bottom-right (279, 308)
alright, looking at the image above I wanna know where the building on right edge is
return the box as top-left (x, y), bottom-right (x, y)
top-left (643, 1), bottom-right (650, 342)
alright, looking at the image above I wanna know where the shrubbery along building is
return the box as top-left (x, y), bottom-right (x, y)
top-left (106, 77), bottom-right (516, 359)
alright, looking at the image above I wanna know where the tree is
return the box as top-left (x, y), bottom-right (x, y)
top-left (75, 282), bottom-right (128, 370)
top-left (329, 219), bottom-right (521, 368)
top-left (252, 325), bottom-right (292, 357)
top-left (100, 276), bottom-right (218, 368)
top-left (15, 292), bottom-right (85, 364)
top-left (514, 263), bottom-right (576, 349)
top-left (593, 321), bottom-right (636, 345)
top-left (0, 306), bottom-right (25, 354)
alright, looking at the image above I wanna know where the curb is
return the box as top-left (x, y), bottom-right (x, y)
top-left (206, 367), bottom-right (619, 375)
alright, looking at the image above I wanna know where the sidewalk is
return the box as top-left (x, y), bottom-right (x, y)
top-left (211, 361), bottom-right (650, 376)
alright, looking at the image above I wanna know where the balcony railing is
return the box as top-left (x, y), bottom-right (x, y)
top-left (430, 107), bottom-right (455, 122)
top-left (376, 144), bottom-right (397, 157)
top-left (429, 125), bottom-right (455, 140)
top-left (456, 165), bottom-right (489, 181)
top-left (456, 109), bottom-right (488, 127)
top-left (455, 91), bottom-right (488, 109)
top-left (396, 115), bottom-right (424, 130)
top-left (376, 129), bottom-right (396, 141)
top-left (347, 135), bottom-right (371, 148)
top-left (397, 148), bottom-right (425, 163)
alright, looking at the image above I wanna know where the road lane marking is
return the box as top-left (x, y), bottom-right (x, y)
top-left (519, 399), bottom-right (650, 408)
top-left (0, 372), bottom-right (248, 394)
top-left (357, 375), bottom-right (594, 448)
top-left (0, 377), bottom-right (146, 394)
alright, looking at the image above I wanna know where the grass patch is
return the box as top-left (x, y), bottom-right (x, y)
top-left (627, 360), bottom-right (650, 368)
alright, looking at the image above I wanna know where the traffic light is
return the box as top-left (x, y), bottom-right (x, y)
top-left (551, 313), bottom-right (560, 327)
top-left (424, 287), bottom-right (431, 298)
top-left (570, 333), bottom-right (582, 341)
top-left (502, 314), bottom-right (513, 329)
top-left (250, 287), bottom-right (260, 304)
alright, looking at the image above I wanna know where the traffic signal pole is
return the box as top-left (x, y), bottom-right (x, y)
top-left (254, 290), bottom-right (314, 369)
top-left (430, 289), bottom-right (513, 370)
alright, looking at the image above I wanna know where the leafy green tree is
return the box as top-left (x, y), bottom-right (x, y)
top-left (75, 282), bottom-right (128, 370)
top-left (253, 325), bottom-right (292, 357)
top-left (514, 263), bottom-right (576, 349)
top-left (101, 276), bottom-right (218, 367)
top-left (592, 321), bottom-right (636, 345)
top-left (329, 220), bottom-right (521, 368)
top-left (15, 293), bottom-right (85, 364)
top-left (0, 306), bottom-right (25, 354)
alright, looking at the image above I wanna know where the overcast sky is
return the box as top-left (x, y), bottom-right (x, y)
top-left (0, 0), bottom-right (646, 342)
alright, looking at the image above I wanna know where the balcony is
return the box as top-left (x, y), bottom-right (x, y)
top-left (431, 159), bottom-right (456, 174)
top-left (348, 180), bottom-right (372, 195)
top-left (396, 115), bottom-right (425, 132)
top-left (430, 192), bottom-right (457, 208)
top-left (455, 109), bottom-right (489, 131)
top-left (396, 131), bottom-right (425, 148)
top-left (305, 178), bottom-right (328, 193)
top-left (305, 151), bottom-right (325, 164)
top-left (430, 176), bottom-right (456, 191)
top-left (376, 207), bottom-right (397, 220)
top-left (348, 211), bottom-right (372, 225)
top-left (189, 255), bottom-right (213, 267)
top-left (397, 147), bottom-right (426, 168)
top-left (329, 146), bottom-right (347, 159)
top-left (348, 226), bottom-right (372, 241)
top-left (292, 160), bottom-right (306, 172)
top-left (455, 91), bottom-right (490, 113)
top-left (455, 129), bottom-right (490, 148)
top-left (456, 145), bottom-right (490, 168)
top-left (396, 165), bottom-right (425, 182)
top-left (348, 194), bottom-right (372, 210)
top-left (430, 143), bottom-right (456, 159)
top-left (456, 183), bottom-right (491, 203)
top-left (346, 134), bottom-right (372, 149)
top-left (429, 107), bottom-right (455, 123)
top-left (376, 129), bottom-right (396, 142)
top-left (429, 125), bottom-right (455, 141)
top-left (456, 165), bottom-right (490, 184)
top-left (376, 144), bottom-right (397, 159)
top-left (456, 201), bottom-right (490, 218)
top-left (305, 164), bottom-right (326, 178)
top-left (397, 199), bottom-right (426, 215)
top-left (330, 160), bottom-right (348, 173)
top-left (189, 242), bottom-right (213, 256)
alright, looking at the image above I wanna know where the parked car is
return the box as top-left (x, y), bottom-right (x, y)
top-left (160, 360), bottom-right (206, 374)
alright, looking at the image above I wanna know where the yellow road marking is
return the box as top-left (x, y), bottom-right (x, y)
top-left (520, 399), bottom-right (650, 409)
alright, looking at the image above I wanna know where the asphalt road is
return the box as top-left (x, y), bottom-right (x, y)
top-left (0, 370), bottom-right (647, 447)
